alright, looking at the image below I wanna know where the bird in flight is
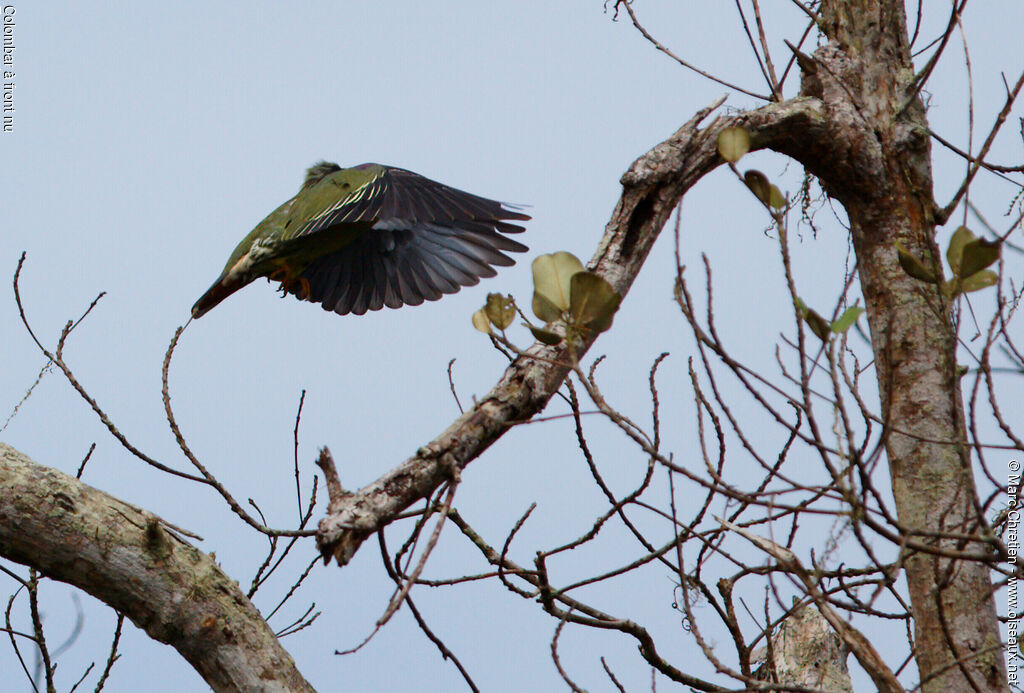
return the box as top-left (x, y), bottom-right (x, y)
top-left (192, 162), bottom-right (529, 319)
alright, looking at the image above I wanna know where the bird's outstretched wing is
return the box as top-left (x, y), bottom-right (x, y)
top-left (289, 164), bottom-right (529, 315)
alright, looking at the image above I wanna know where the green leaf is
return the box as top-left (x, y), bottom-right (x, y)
top-left (568, 272), bottom-right (621, 335)
top-left (958, 238), bottom-right (1000, 279)
top-left (471, 308), bottom-right (491, 334)
top-left (795, 297), bottom-right (830, 341)
top-left (806, 312), bottom-right (831, 341)
top-left (743, 170), bottom-right (772, 206)
top-left (717, 127), bottom-right (751, 163)
top-left (960, 269), bottom-right (998, 294)
top-left (945, 226), bottom-right (976, 274)
top-left (830, 305), bottom-right (865, 333)
top-left (805, 309), bottom-right (831, 341)
top-left (895, 241), bottom-right (938, 283)
top-left (484, 293), bottom-right (516, 330)
top-left (528, 325), bottom-right (563, 345)
top-left (531, 251), bottom-right (584, 321)
top-left (531, 292), bottom-right (562, 324)
top-left (768, 184), bottom-right (786, 210)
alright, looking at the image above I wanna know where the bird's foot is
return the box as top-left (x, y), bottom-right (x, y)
top-left (268, 268), bottom-right (311, 301)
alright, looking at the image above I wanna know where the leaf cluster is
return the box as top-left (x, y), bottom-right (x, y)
top-left (896, 226), bottom-right (1000, 298)
top-left (472, 251), bottom-right (622, 345)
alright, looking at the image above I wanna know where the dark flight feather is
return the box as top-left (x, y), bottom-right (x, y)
top-left (289, 165), bottom-right (529, 315)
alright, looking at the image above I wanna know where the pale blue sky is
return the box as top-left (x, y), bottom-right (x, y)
top-left (2, 2), bottom-right (1021, 691)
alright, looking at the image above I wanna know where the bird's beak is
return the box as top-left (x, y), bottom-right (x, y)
top-left (191, 272), bottom-right (247, 319)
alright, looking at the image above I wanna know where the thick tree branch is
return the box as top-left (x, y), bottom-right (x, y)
top-left (0, 443), bottom-right (314, 693)
top-left (316, 94), bottom-right (828, 566)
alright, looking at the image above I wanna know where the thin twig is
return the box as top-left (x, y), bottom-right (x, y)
top-left (938, 69), bottom-right (1024, 223)
top-left (93, 613), bottom-right (124, 692)
top-left (613, 0), bottom-right (771, 100)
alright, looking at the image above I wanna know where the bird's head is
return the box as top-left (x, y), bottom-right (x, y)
top-left (303, 161), bottom-right (342, 190)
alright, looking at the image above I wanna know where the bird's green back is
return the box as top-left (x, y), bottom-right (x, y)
top-left (282, 164), bottom-right (381, 241)
top-left (219, 163), bottom-right (381, 275)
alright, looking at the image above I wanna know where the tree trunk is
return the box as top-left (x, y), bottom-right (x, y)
top-left (800, 2), bottom-right (1006, 690)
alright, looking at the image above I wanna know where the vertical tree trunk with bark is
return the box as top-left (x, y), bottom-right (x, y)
top-left (808, 2), bottom-right (1005, 690)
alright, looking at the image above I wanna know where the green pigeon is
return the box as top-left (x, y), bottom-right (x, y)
top-left (191, 162), bottom-right (529, 319)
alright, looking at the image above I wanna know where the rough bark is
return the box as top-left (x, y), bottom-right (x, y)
top-left (0, 443), bottom-right (315, 693)
top-left (788, 3), bottom-right (1006, 691)
top-left (756, 603), bottom-right (854, 692)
